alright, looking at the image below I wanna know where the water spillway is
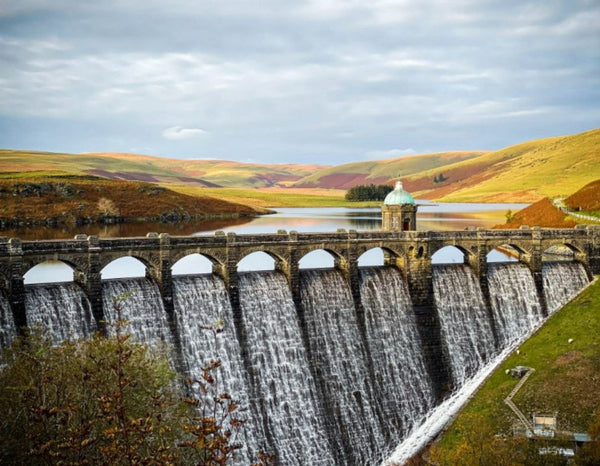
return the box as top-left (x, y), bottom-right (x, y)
top-left (543, 262), bottom-right (590, 314)
top-left (0, 293), bottom-right (16, 348)
top-left (25, 282), bottom-right (96, 343)
top-left (433, 264), bottom-right (497, 386)
top-left (300, 268), bottom-right (389, 464)
top-left (4, 255), bottom-right (593, 465)
top-left (238, 271), bottom-right (335, 465)
top-left (172, 275), bottom-right (258, 464)
top-left (487, 262), bottom-right (544, 347)
top-left (102, 278), bottom-right (172, 344)
top-left (358, 267), bottom-right (435, 447)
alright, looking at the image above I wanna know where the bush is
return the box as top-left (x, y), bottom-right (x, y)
top-left (0, 299), bottom-right (245, 465)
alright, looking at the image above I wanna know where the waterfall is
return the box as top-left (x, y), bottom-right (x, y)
top-left (25, 282), bottom-right (96, 343)
top-left (358, 267), bottom-right (435, 447)
top-left (300, 268), bottom-right (386, 465)
top-left (0, 293), bottom-right (16, 348)
top-left (102, 278), bottom-right (172, 345)
top-left (543, 262), bottom-right (590, 314)
top-left (487, 263), bottom-right (544, 346)
top-left (238, 271), bottom-right (335, 465)
top-left (172, 275), bottom-right (258, 465)
top-left (433, 265), bottom-right (497, 386)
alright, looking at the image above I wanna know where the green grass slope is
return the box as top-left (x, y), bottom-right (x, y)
top-left (431, 278), bottom-right (600, 464)
top-left (292, 151), bottom-right (484, 189)
top-left (408, 127), bottom-right (600, 203)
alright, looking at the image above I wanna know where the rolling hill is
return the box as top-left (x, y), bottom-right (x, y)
top-left (0, 150), bottom-right (325, 188)
top-left (291, 151), bottom-right (485, 189)
top-left (0, 175), bottom-right (259, 229)
top-left (1, 127), bottom-right (598, 204)
top-left (404, 127), bottom-right (600, 202)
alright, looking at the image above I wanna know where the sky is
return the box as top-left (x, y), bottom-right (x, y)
top-left (1, 0), bottom-right (599, 165)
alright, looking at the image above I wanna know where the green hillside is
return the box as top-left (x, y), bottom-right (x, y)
top-left (407, 128), bottom-right (600, 202)
top-left (430, 278), bottom-right (600, 465)
top-left (292, 151), bottom-right (484, 189)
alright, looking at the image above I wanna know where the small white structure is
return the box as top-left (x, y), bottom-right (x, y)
top-left (533, 413), bottom-right (557, 437)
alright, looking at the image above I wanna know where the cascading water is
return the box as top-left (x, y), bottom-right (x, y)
top-left (358, 267), bottom-right (435, 448)
top-left (238, 271), bottom-right (335, 465)
top-left (0, 293), bottom-right (16, 347)
top-left (172, 275), bottom-right (258, 465)
top-left (300, 268), bottom-right (386, 465)
top-left (102, 278), bottom-right (172, 345)
top-left (433, 264), bottom-right (497, 386)
top-left (487, 263), bottom-right (544, 346)
top-left (25, 282), bottom-right (96, 343)
top-left (543, 262), bottom-right (590, 314)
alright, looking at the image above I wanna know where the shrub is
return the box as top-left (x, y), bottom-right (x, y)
top-left (98, 197), bottom-right (120, 216)
top-left (0, 299), bottom-right (245, 465)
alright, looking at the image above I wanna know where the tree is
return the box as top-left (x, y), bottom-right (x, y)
top-left (505, 209), bottom-right (515, 223)
top-left (0, 297), bottom-right (246, 465)
top-left (345, 184), bottom-right (393, 202)
top-left (577, 409), bottom-right (600, 465)
top-left (98, 197), bottom-right (120, 216)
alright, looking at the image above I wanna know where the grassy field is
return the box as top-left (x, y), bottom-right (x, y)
top-left (432, 278), bottom-right (600, 462)
top-left (166, 185), bottom-right (380, 208)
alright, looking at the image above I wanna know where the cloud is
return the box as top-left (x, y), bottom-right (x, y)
top-left (162, 126), bottom-right (208, 140)
top-left (365, 149), bottom-right (417, 159)
top-left (0, 1), bottom-right (598, 163)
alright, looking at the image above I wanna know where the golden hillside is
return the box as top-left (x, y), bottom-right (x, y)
top-left (406, 127), bottom-right (600, 202)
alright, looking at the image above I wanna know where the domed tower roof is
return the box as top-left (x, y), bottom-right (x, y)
top-left (384, 181), bottom-right (415, 205)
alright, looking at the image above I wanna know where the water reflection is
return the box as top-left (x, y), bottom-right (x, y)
top-left (1, 217), bottom-right (253, 241)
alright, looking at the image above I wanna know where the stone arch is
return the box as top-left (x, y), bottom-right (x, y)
top-left (431, 244), bottom-right (471, 264)
top-left (486, 243), bottom-right (528, 263)
top-left (298, 248), bottom-right (342, 269)
top-left (237, 250), bottom-right (284, 272)
top-left (171, 252), bottom-right (221, 275)
top-left (541, 242), bottom-right (583, 262)
top-left (357, 247), bottom-right (385, 267)
top-left (170, 249), bottom-right (226, 269)
top-left (23, 259), bottom-right (78, 284)
top-left (100, 255), bottom-right (150, 279)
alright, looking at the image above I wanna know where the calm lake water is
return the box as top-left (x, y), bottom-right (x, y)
top-left (20, 202), bottom-right (528, 283)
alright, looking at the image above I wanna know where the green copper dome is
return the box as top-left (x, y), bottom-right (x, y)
top-left (384, 181), bottom-right (415, 205)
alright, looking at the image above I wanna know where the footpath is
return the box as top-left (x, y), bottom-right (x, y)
top-left (553, 198), bottom-right (600, 223)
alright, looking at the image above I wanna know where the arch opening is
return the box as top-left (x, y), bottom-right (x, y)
top-left (358, 248), bottom-right (385, 267)
top-left (172, 253), bottom-right (214, 275)
top-left (237, 251), bottom-right (276, 272)
top-left (487, 244), bottom-right (520, 263)
top-left (24, 260), bottom-right (75, 285)
top-left (431, 246), bottom-right (466, 265)
top-left (101, 257), bottom-right (147, 279)
top-left (299, 249), bottom-right (336, 269)
top-left (543, 244), bottom-right (576, 262)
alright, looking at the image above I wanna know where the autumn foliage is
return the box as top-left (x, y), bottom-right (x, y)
top-left (494, 197), bottom-right (576, 229)
top-left (0, 176), bottom-right (257, 228)
top-left (565, 179), bottom-right (600, 212)
top-left (0, 300), bottom-right (247, 465)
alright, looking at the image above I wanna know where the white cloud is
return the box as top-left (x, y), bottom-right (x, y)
top-left (365, 149), bottom-right (417, 159)
top-left (162, 126), bottom-right (208, 140)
